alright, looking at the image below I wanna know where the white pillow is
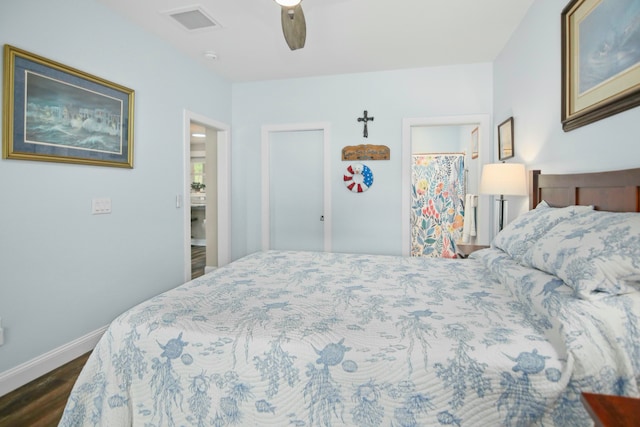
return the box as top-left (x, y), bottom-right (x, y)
top-left (526, 210), bottom-right (640, 298)
top-left (492, 201), bottom-right (593, 266)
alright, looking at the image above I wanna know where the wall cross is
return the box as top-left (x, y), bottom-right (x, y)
top-left (357, 110), bottom-right (374, 138)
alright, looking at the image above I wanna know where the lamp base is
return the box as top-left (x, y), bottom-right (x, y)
top-left (497, 195), bottom-right (508, 232)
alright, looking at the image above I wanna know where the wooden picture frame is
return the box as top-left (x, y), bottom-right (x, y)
top-left (561, 0), bottom-right (640, 132)
top-left (470, 127), bottom-right (478, 159)
top-left (498, 117), bottom-right (514, 161)
top-left (3, 45), bottom-right (134, 167)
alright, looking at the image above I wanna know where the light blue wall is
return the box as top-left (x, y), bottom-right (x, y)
top-left (8, 0), bottom-right (637, 384)
top-left (493, 0), bottom-right (640, 221)
top-left (0, 0), bottom-right (231, 372)
top-left (411, 126), bottom-right (466, 154)
top-left (231, 64), bottom-right (493, 258)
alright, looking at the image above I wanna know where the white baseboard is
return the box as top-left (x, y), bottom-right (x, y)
top-left (204, 266), bottom-right (217, 274)
top-left (0, 325), bottom-right (108, 397)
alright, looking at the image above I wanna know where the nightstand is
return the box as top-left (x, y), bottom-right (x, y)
top-left (582, 392), bottom-right (640, 427)
top-left (455, 244), bottom-right (489, 259)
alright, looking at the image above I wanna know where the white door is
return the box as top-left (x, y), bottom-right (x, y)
top-left (269, 129), bottom-right (324, 251)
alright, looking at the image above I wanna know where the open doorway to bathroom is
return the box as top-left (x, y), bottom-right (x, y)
top-left (401, 114), bottom-right (491, 257)
top-left (183, 110), bottom-right (231, 282)
top-left (189, 122), bottom-right (216, 278)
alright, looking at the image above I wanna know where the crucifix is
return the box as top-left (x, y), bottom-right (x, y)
top-left (357, 110), bottom-right (374, 138)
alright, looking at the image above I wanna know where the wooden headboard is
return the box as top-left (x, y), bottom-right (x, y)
top-left (530, 168), bottom-right (640, 212)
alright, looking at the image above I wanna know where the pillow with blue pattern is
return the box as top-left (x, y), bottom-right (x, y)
top-left (526, 210), bottom-right (640, 298)
top-left (492, 201), bottom-right (593, 266)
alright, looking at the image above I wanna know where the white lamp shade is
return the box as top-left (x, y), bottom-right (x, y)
top-left (275, 0), bottom-right (301, 6)
top-left (480, 163), bottom-right (528, 196)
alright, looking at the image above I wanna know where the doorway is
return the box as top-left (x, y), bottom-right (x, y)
top-left (411, 152), bottom-right (466, 258)
top-left (401, 115), bottom-right (491, 257)
top-left (183, 110), bottom-right (231, 282)
top-left (261, 122), bottom-right (332, 252)
top-left (189, 122), bottom-right (215, 277)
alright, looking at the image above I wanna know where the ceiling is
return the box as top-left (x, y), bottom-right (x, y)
top-left (98, 0), bottom-right (535, 83)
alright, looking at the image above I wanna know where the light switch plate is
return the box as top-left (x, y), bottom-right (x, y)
top-left (92, 197), bottom-right (112, 214)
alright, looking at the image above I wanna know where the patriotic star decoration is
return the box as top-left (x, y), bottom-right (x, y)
top-left (362, 167), bottom-right (374, 187)
top-left (344, 163), bottom-right (374, 193)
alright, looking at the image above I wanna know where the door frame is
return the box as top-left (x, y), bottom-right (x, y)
top-left (401, 114), bottom-right (491, 256)
top-left (183, 110), bottom-right (231, 281)
top-left (261, 122), bottom-right (332, 252)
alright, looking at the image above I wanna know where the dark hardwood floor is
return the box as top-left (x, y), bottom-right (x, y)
top-left (0, 352), bottom-right (91, 427)
top-left (0, 246), bottom-right (206, 426)
top-left (191, 244), bottom-right (206, 279)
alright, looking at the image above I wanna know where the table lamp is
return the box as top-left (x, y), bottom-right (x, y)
top-left (480, 163), bottom-right (527, 231)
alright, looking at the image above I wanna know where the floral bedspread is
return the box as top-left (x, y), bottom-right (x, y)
top-left (59, 250), bottom-right (638, 426)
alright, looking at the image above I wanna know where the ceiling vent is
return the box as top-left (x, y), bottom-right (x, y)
top-left (166, 6), bottom-right (220, 31)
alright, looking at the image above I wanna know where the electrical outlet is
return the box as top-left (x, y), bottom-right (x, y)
top-left (92, 197), bottom-right (112, 214)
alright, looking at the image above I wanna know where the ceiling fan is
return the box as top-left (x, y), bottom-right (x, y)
top-left (274, 0), bottom-right (306, 50)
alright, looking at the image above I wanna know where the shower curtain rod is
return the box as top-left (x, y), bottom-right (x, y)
top-left (412, 151), bottom-right (466, 156)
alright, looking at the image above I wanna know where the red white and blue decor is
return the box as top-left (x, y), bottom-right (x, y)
top-left (343, 163), bottom-right (373, 193)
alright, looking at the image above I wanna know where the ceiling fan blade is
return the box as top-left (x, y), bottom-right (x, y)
top-left (281, 4), bottom-right (306, 50)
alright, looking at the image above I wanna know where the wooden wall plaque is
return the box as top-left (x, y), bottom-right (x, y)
top-left (342, 144), bottom-right (390, 161)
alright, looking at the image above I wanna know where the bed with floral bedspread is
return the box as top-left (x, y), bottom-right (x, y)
top-left (60, 206), bottom-right (640, 426)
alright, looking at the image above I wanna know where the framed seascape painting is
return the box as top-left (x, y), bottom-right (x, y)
top-left (561, 0), bottom-right (640, 131)
top-left (498, 117), bottom-right (514, 161)
top-left (2, 45), bottom-right (134, 167)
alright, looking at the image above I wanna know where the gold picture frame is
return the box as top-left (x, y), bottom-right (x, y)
top-left (471, 127), bottom-right (479, 159)
top-left (498, 117), bottom-right (514, 161)
top-left (561, 0), bottom-right (640, 132)
top-left (3, 45), bottom-right (134, 167)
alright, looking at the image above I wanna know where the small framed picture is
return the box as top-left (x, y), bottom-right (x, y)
top-left (470, 127), bottom-right (478, 159)
top-left (498, 117), bottom-right (514, 161)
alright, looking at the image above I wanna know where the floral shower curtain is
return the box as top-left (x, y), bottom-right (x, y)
top-left (411, 154), bottom-right (465, 258)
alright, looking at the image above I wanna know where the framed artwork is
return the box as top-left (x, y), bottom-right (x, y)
top-left (3, 45), bottom-right (134, 167)
top-left (498, 117), bottom-right (514, 161)
top-left (470, 127), bottom-right (478, 159)
top-left (561, 0), bottom-right (640, 132)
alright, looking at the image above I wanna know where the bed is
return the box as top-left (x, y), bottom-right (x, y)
top-left (59, 168), bottom-right (640, 426)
